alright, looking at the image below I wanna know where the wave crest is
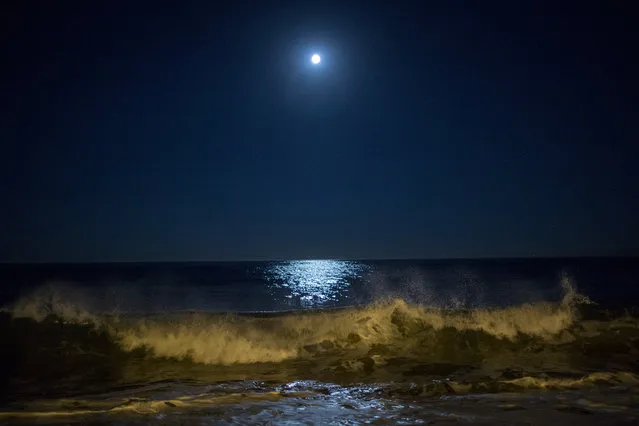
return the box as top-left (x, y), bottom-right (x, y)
top-left (3, 277), bottom-right (590, 365)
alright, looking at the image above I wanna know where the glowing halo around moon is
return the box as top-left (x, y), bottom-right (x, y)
top-left (311, 53), bottom-right (321, 64)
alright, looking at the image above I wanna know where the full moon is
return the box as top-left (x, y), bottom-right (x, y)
top-left (311, 54), bottom-right (321, 64)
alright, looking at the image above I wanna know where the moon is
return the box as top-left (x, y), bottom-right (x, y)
top-left (311, 54), bottom-right (321, 64)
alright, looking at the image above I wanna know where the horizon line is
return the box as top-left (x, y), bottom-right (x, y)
top-left (1, 254), bottom-right (637, 265)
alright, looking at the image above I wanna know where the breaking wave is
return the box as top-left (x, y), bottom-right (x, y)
top-left (4, 273), bottom-right (639, 409)
top-left (4, 276), bottom-right (594, 365)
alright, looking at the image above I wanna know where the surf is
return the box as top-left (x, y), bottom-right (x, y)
top-left (4, 277), bottom-right (591, 366)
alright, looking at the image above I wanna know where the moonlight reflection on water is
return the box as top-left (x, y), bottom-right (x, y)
top-left (263, 260), bottom-right (367, 307)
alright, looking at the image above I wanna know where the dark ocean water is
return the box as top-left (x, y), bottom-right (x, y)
top-left (1, 257), bottom-right (639, 425)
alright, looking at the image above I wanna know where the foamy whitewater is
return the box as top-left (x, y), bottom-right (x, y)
top-left (1, 258), bottom-right (639, 425)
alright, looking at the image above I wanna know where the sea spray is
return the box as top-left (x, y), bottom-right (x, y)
top-left (5, 278), bottom-right (589, 365)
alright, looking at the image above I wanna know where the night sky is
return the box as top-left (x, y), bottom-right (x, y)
top-left (1, 1), bottom-right (638, 262)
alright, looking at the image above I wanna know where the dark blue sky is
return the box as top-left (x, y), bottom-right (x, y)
top-left (1, 1), bottom-right (638, 261)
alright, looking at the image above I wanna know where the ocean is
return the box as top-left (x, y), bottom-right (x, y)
top-left (1, 257), bottom-right (639, 425)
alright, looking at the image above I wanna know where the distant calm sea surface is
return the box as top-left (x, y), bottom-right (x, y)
top-left (1, 257), bottom-right (639, 425)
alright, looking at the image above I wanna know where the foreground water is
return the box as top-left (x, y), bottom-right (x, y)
top-left (1, 258), bottom-right (638, 424)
